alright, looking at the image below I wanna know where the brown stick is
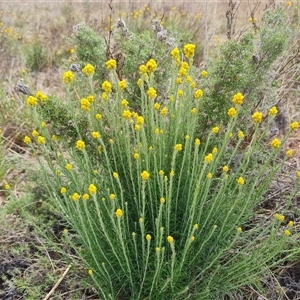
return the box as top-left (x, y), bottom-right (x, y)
top-left (43, 264), bottom-right (72, 300)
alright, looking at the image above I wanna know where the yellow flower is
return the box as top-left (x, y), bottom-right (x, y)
top-left (37, 136), bottom-right (45, 144)
top-left (149, 146), bottom-right (153, 151)
top-left (191, 108), bottom-right (196, 114)
top-left (237, 176), bottom-right (245, 185)
top-left (201, 70), bottom-right (208, 77)
top-left (154, 103), bottom-right (160, 110)
top-left (137, 78), bottom-right (142, 87)
top-left (146, 58), bottom-right (157, 73)
top-left (87, 95), bottom-right (94, 103)
top-left (41, 122), bottom-right (47, 128)
top-left (4, 184), bottom-right (10, 190)
top-left (284, 229), bottom-right (291, 236)
top-left (133, 152), bottom-right (139, 159)
top-left (167, 235), bottom-right (174, 243)
top-left (115, 208), bottom-right (123, 218)
top-left (190, 235), bottom-right (195, 241)
top-left (80, 98), bottom-right (90, 111)
top-left (237, 227), bottom-right (242, 233)
top-left (76, 140), bottom-right (85, 151)
top-left (160, 197), bottom-right (165, 204)
top-left (227, 107), bottom-right (237, 118)
top-left (268, 106), bottom-right (278, 116)
top-left (160, 107), bottom-right (168, 116)
top-left (177, 89), bottom-right (184, 97)
top-left (27, 96), bottom-right (38, 106)
top-left (105, 59), bottom-right (117, 70)
top-left (204, 153), bottom-right (213, 163)
top-left (88, 269), bottom-right (93, 275)
top-left (271, 138), bottom-right (281, 148)
top-left (288, 221), bottom-right (294, 227)
top-left (82, 193), bottom-right (90, 201)
top-left (135, 124), bottom-right (141, 131)
top-left (109, 139), bottom-right (114, 144)
top-left (286, 1), bottom-right (292, 6)
top-left (212, 147), bottom-right (218, 154)
top-left (183, 43), bottom-right (196, 59)
top-left (63, 70), bottom-right (74, 83)
top-left (95, 113), bottom-right (102, 120)
top-left (71, 193), bottom-right (80, 201)
top-left (36, 91), bottom-right (48, 101)
top-left (223, 165), bottom-right (229, 172)
top-left (185, 135), bottom-right (190, 140)
top-left (118, 80), bottom-right (127, 90)
top-left (123, 110), bottom-right (132, 120)
top-left (170, 170), bottom-right (175, 177)
top-left (141, 170), bottom-right (150, 180)
top-left (232, 93), bottom-right (244, 105)
top-left (252, 111), bottom-right (263, 123)
top-left (159, 170), bottom-right (164, 176)
top-left (82, 63), bottom-right (95, 76)
top-left (147, 87), bottom-right (157, 99)
top-left (212, 126), bottom-right (219, 134)
top-left (32, 130), bottom-right (39, 137)
top-left (171, 47), bottom-right (180, 60)
top-left (238, 131), bottom-right (245, 139)
top-left (102, 81), bottom-right (112, 93)
top-left (297, 171), bottom-right (300, 178)
top-left (290, 121), bottom-right (299, 130)
top-left (91, 131), bottom-right (101, 139)
top-left (176, 77), bottom-right (182, 84)
top-left (65, 163), bottom-right (72, 170)
top-left (194, 224), bottom-right (199, 229)
top-left (286, 150), bottom-right (293, 157)
top-left (88, 184), bottom-right (97, 195)
top-left (174, 144), bottom-right (183, 151)
top-left (139, 64), bottom-right (147, 74)
top-left (102, 92), bottom-right (108, 100)
top-left (207, 172), bottom-right (212, 179)
top-left (121, 99), bottom-right (128, 107)
top-left (146, 234), bottom-right (152, 241)
top-left (195, 138), bottom-right (201, 146)
top-left (156, 247), bottom-right (161, 252)
top-left (60, 187), bottom-right (67, 194)
top-left (136, 116), bottom-right (144, 125)
top-left (23, 136), bottom-right (31, 144)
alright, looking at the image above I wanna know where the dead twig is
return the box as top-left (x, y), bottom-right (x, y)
top-left (43, 264), bottom-right (72, 300)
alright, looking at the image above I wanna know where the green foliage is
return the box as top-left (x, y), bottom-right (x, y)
top-left (24, 40), bottom-right (48, 71)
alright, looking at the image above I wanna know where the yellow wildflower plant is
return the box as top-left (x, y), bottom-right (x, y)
top-left (204, 153), bottom-right (213, 163)
top-left (71, 193), bottom-right (80, 201)
top-left (88, 184), bottom-right (97, 195)
top-left (37, 136), bottom-right (45, 144)
top-left (212, 126), bottom-right (219, 134)
top-left (201, 70), bottom-right (208, 77)
top-left (146, 58), bottom-right (157, 73)
top-left (60, 187), bottom-right (67, 194)
top-left (91, 131), bottom-right (101, 139)
top-left (23, 136), bottom-right (31, 144)
top-left (237, 177), bottom-right (245, 185)
top-left (147, 87), bottom-right (157, 99)
top-left (174, 144), bottom-right (183, 151)
top-left (167, 236), bottom-right (174, 243)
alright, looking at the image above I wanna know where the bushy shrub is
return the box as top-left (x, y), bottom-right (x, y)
top-left (20, 6), bottom-right (300, 300)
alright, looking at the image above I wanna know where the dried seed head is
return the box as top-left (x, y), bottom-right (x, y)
top-left (14, 79), bottom-right (33, 95)
top-left (69, 63), bottom-right (81, 72)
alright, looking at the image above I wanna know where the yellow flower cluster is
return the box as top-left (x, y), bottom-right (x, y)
top-left (36, 91), bottom-right (48, 101)
top-left (102, 81), bottom-right (112, 93)
top-left (183, 43), bottom-right (196, 59)
top-left (274, 213), bottom-right (285, 221)
top-left (290, 121), bottom-right (299, 130)
top-left (106, 59), bottom-right (117, 70)
top-left (232, 92), bottom-right (244, 105)
top-left (141, 170), bottom-right (150, 180)
top-left (76, 139), bottom-right (85, 151)
top-left (171, 47), bottom-right (180, 63)
top-left (27, 96), bottom-right (38, 106)
top-left (115, 208), bottom-right (123, 218)
top-left (179, 62), bottom-right (189, 77)
top-left (146, 59), bottom-right (157, 73)
top-left (147, 87), bottom-right (157, 99)
top-left (81, 98), bottom-right (91, 111)
top-left (201, 70), bottom-right (208, 77)
top-left (268, 106), bottom-right (278, 116)
top-left (174, 144), bottom-right (183, 151)
top-left (63, 70), bottom-right (74, 84)
top-left (271, 138), bottom-right (281, 148)
top-left (88, 184), bottom-right (97, 195)
top-left (82, 63), bottom-right (95, 76)
top-left (118, 80), bottom-right (127, 90)
top-left (237, 176), bottom-right (245, 185)
top-left (227, 107), bottom-right (237, 118)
